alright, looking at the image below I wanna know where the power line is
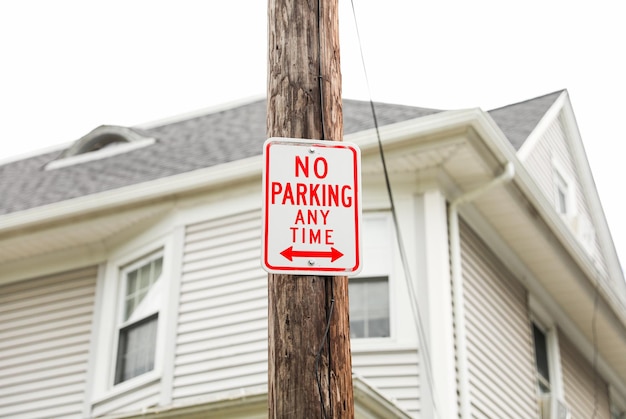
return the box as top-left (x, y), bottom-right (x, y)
top-left (349, 2), bottom-right (440, 417)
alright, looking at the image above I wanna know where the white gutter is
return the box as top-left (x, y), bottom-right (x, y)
top-left (449, 161), bottom-right (515, 419)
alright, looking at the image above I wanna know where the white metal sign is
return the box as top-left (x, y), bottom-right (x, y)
top-left (262, 137), bottom-right (362, 276)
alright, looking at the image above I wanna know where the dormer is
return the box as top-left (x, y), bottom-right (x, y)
top-left (46, 125), bottom-right (155, 170)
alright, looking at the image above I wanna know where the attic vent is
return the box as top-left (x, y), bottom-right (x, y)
top-left (46, 125), bottom-right (155, 170)
top-left (71, 132), bottom-right (128, 154)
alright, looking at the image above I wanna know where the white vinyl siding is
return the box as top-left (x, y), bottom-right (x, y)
top-left (559, 330), bottom-right (611, 418)
top-left (351, 348), bottom-right (419, 416)
top-left (0, 267), bottom-right (97, 419)
top-left (172, 209), bottom-right (420, 415)
top-left (173, 209), bottom-right (268, 403)
top-left (521, 116), bottom-right (606, 276)
top-left (532, 323), bottom-right (551, 394)
top-left (460, 221), bottom-right (539, 417)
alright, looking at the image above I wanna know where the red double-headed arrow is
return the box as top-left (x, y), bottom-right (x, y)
top-left (280, 246), bottom-right (344, 262)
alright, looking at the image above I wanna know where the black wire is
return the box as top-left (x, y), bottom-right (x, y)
top-left (317, 0), bottom-right (326, 141)
top-left (349, 2), bottom-right (440, 417)
top-left (315, 279), bottom-right (335, 419)
top-left (315, 2), bottom-right (331, 417)
top-left (326, 278), bottom-right (334, 413)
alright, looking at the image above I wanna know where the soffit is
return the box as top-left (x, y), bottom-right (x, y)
top-left (0, 203), bottom-right (171, 267)
top-left (367, 110), bottom-right (626, 390)
top-left (460, 160), bottom-right (626, 390)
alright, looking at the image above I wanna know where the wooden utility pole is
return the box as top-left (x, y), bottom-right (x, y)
top-left (267, 0), bottom-right (354, 417)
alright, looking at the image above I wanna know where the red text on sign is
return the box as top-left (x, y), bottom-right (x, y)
top-left (289, 227), bottom-right (334, 245)
top-left (294, 209), bottom-right (330, 225)
top-left (271, 182), bottom-right (352, 207)
top-left (295, 155), bottom-right (328, 178)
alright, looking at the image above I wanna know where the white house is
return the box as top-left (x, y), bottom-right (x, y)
top-left (1, 90), bottom-right (625, 418)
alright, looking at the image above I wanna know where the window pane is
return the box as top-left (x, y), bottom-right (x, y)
top-left (554, 170), bottom-right (569, 215)
top-left (558, 188), bottom-right (568, 214)
top-left (349, 277), bottom-right (389, 338)
top-left (139, 264), bottom-right (151, 289)
top-left (124, 256), bottom-right (163, 321)
top-left (368, 318), bottom-right (389, 338)
top-left (350, 320), bottom-right (365, 339)
top-left (115, 314), bottom-right (158, 384)
top-left (124, 295), bottom-right (136, 322)
top-left (153, 257), bottom-right (163, 280)
top-left (124, 299), bottom-right (134, 322)
top-left (127, 271), bottom-right (138, 296)
top-left (532, 323), bottom-right (550, 393)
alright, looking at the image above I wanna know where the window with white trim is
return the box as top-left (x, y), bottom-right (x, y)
top-left (114, 253), bottom-right (164, 384)
top-left (348, 212), bottom-right (394, 340)
top-left (89, 226), bottom-right (181, 408)
top-left (349, 276), bottom-right (390, 338)
top-left (552, 159), bottom-right (575, 219)
top-left (612, 406), bottom-right (626, 419)
top-left (610, 387), bottom-right (626, 419)
top-left (532, 322), bottom-right (551, 394)
top-left (529, 303), bottom-right (568, 419)
top-left (554, 171), bottom-right (569, 215)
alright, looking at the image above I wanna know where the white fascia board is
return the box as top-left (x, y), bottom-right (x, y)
top-left (471, 109), bottom-right (602, 277)
top-left (559, 95), bottom-right (625, 286)
top-left (0, 154), bottom-right (263, 235)
top-left (515, 90), bottom-right (623, 288)
top-left (468, 109), bottom-right (626, 327)
top-left (463, 201), bottom-right (626, 398)
top-left (346, 108), bottom-right (484, 154)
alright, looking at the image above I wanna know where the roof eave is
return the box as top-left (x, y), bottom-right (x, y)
top-left (463, 109), bottom-right (626, 392)
top-left (95, 375), bottom-right (411, 419)
top-left (0, 154), bottom-right (263, 236)
top-left (0, 108), bottom-right (472, 236)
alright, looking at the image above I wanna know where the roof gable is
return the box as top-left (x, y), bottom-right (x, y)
top-left (513, 92), bottom-right (626, 305)
top-left (488, 90), bottom-right (563, 150)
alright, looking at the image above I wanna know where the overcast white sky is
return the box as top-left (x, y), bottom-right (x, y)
top-left (1, 1), bottom-right (625, 268)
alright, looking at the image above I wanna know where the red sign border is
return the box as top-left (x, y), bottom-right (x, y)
top-left (262, 137), bottom-right (362, 275)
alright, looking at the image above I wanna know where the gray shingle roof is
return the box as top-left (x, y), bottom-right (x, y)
top-left (488, 90), bottom-right (563, 150)
top-left (0, 93), bottom-right (562, 215)
top-left (0, 99), bottom-right (440, 215)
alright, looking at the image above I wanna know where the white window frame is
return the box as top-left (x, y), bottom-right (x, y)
top-left (349, 212), bottom-right (396, 345)
top-left (90, 236), bottom-right (174, 403)
top-left (530, 297), bottom-right (565, 417)
top-left (610, 387), bottom-right (626, 419)
top-left (114, 250), bottom-right (164, 385)
top-left (552, 158), bottom-right (576, 220)
top-left (532, 320), bottom-right (554, 394)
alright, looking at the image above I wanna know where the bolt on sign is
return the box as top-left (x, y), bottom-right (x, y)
top-left (262, 137), bottom-right (362, 276)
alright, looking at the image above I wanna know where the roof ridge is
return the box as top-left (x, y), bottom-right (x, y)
top-left (486, 90), bottom-right (566, 150)
top-left (488, 89), bottom-right (565, 112)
